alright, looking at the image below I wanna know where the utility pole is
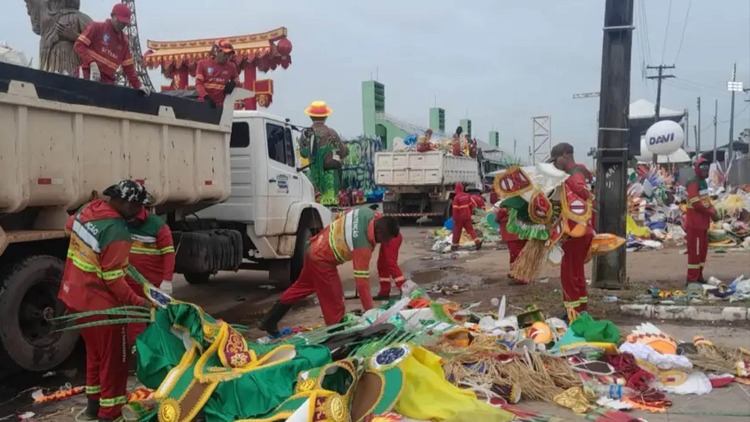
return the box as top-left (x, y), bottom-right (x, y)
top-left (728, 63), bottom-right (738, 164)
top-left (713, 99), bottom-right (718, 163)
top-left (696, 97), bottom-right (701, 153)
top-left (646, 64), bottom-right (676, 163)
top-left (513, 138), bottom-right (517, 157)
top-left (592, 0), bottom-right (634, 289)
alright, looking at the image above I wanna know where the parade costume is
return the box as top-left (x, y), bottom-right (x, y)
top-left (377, 233), bottom-right (405, 298)
top-left (74, 5), bottom-right (142, 88)
top-left (451, 184), bottom-right (482, 249)
top-left (58, 181), bottom-right (152, 421)
top-left (125, 208), bottom-right (175, 347)
top-left (559, 165), bottom-right (594, 317)
top-left (268, 207), bottom-right (379, 330)
top-left (685, 158), bottom-right (716, 283)
top-left (195, 41), bottom-right (240, 106)
top-left (495, 207), bottom-right (527, 283)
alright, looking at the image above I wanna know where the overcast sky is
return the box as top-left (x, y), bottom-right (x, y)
top-left (3, 0), bottom-right (749, 163)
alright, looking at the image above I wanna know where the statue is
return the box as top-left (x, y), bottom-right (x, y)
top-left (25, 0), bottom-right (92, 75)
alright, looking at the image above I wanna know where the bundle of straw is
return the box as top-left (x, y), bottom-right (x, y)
top-left (510, 239), bottom-right (548, 282)
top-left (687, 342), bottom-right (750, 374)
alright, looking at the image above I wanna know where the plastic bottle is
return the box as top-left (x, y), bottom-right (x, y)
top-left (585, 383), bottom-right (637, 399)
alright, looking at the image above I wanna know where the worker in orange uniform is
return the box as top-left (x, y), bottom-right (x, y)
top-left (124, 207), bottom-right (176, 348)
top-left (195, 40), bottom-right (241, 108)
top-left (685, 157), bottom-right (718, 284)
top-left (375, 232), bottom-right (406, 300)
top-left (74, 4), bottom-right (149, 94)
top-left (451, 183), bottom-right (482, 251)
top-left (258, 207), bottom-right (400, 336)
top-left (495, 206), bottom-right (528, 284)
top-left (550, 143), bottom-right (594, 318)
top-left (58, 180), bottom-right (153, 422)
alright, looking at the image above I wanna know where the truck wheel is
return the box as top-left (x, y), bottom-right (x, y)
top-left (289, 223), bottom-right (313, 288)
top-left (0, 255), bottom-right (78, 373)
top-left (183, 272), bottom-right (211, 284)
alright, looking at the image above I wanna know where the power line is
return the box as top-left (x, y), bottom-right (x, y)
top-left (640, 0), bottom-right (653, 62)
top-left (660, 0), bottom-right (673, 63)
top-left (673, 0), bottom-right (692, 63)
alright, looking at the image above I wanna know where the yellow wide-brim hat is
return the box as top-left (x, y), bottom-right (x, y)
top-left (304, 100), bottom-right (333, 117)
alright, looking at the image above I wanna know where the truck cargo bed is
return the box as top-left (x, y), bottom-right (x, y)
top-left (0, 63), bottom-right (236, 216)
top-left (375, 151), bottom-right (480, 186)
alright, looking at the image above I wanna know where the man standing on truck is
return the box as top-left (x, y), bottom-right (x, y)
top-left (73, 4), bottom-right (150, 94)
top-left (549, 143), bottom-right (594, 320)
top-left (685, 157), bottom-right (719, 284)
top-left (258, 206), bottom-right (400, 336)
top-left (452, 183), bottom-right (482, 251)
top-left (124, 207), bottom-right (176, 347)
top-left (195, 40), bottom-right (240, 108)
top-left (58, 180), bottom-right (153, 422)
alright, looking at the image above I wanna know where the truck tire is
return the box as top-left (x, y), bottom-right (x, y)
top-left (183, 272), bottom-right (211, 284)
top-left (0, 255), bottom-right (78, 373)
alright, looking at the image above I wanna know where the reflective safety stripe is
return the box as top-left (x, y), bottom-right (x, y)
top-left (131, 234), bottom-right (157, 243)
top-left (394, 276), bottom-right (406, 282)
top-left (329, 228), bottom-right (344, 262)
top-left (688, 197), bottom-right (701, 204)
top-left (563, 300), bottom-right (581, 309)
top-left (379, 278), bottom-right (391, 283)
top-left (353, 270), bottom-right (370, 278)
top-left (687, 264), bottom-right (701, 269)
top-left (72, 220), bottom-right (101, 252)
top-left (160, 246), bottom-right (175, 254)
top-left (579, 296), bottom-right (589, 303)
top-left (85, 385), bottom-right (101, 395)
top-left (102, 269), bottom-right (124, 281)
top-left (344, 212), bottom-right (355, 251)
top-left (453, 205), bottom-right (469, 209)
top-left (99, 395), bottom-right (128, 407)
top-left (130, 246), bottom-right (162, 255)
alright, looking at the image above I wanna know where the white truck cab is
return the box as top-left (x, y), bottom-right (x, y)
top-left (191, 111), bottom-right (331, 286)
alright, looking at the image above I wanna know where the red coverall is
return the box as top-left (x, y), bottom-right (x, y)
top-left (452, 184), bottom-right (481, 247)
top-left (195, 58), bottom-right (240, 106)
top-left (74, 20), bottom-right (142, 88)
top-left (279, 207), bottom-right (379, 325)
top-left (452, 136), bottom-right (462, 156)
top-left (59, 200), bottom-right (148, 420)
top-left (685, 158), bottom-right (716, 282)
top-left (495, 208), bottom-right (528, 283)
top-left (377, 233), bottom-right (405, 296)
top-left (561, 165), bottom-right (594, 315)
top-left (125, 208), bottom-right (176, 347)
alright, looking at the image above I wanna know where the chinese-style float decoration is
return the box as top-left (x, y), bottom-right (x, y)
top-left (143, 27), bottom-right (292, 110)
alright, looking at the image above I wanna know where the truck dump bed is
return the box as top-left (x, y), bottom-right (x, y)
top-left (375, 151), bottom-right (480, 186)
top-left (0, 62), bottom-right (235, 217)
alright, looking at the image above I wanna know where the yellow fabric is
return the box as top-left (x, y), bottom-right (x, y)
top-left (394, 347), bottom-right (514, 422)
top-left (627, 214), bottom-right (651, 237)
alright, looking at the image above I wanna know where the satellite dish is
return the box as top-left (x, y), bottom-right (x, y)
top-left (645, 120), bottom-right (684, 155)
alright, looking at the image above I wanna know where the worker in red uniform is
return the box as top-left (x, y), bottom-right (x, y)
top-left (74, 4), bottom-right (149, 94)
top-left (550, 143), bottom-right (594, 319)
top-left (195, 40), bottom-right (241, 108)
top-left (125, 207), bottom-right (176, 347)
top-left (685, 157), bottom-right (718, 283)
top-left (495, 206), bottom-right (528, 284)
top-left (375, 232), bottom-right (406, 299)
top-left (469, 191), bottom-right (486, 209)
top-left (258, 207), bottom-right (400, 336)
top-left (58, 180), bottom-right (153, 422)
top-left (451, 183), bottom-right (482, 251)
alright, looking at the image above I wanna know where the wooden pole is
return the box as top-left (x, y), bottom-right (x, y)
top-left (592, 0), bottom-right (635, 289)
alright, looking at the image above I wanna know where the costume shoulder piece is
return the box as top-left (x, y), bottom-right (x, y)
top-left (493, 166), bottom-right (534, 199)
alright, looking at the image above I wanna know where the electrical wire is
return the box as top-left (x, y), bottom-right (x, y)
top-left (673, 0), bottom-right (692, 64)
top-left (661, 0), bottom-right (673, 63)
top-left (640, 0), bottom-right (653, 63)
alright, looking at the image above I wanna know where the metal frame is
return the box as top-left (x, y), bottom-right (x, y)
top-left (531, 116), bottom-right (552, 164)
top-left (115, 1), bottom-right (154, 90)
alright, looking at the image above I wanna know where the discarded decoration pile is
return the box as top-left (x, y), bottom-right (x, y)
top-left (626, 165), bottom-right (750, 251)
top-left (55, 282), bottom-right (750, 422)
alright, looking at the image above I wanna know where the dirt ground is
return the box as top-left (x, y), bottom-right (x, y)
top-left (2, 225), bottom-right (750, 421)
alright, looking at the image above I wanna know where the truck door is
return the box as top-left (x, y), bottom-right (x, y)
top-left (264, 122), bottom-right (302, 235)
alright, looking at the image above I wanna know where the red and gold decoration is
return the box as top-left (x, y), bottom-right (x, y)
top-left (143, 27), bottom-right (292, 110)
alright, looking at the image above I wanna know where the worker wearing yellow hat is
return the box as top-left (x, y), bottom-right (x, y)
top-left (304, 101), bottom-right (348, 169)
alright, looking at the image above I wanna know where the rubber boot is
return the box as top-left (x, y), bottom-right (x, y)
top-left (257, 301), bottom-right (291, 336)
top-left (73, 398), bottom-right (99, 422)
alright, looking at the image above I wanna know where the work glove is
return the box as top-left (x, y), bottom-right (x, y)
top-left (223, 79), bottom-right (236, 95)
top-left (89, 62), bottom-right (101, 82)
top-left (160, 280), bottom-right (173, 295)
top-left (205, 96), bottom-right (217, 109)
top-left (138, 85), bottom-right (151, 97)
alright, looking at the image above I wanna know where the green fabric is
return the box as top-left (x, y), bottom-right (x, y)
top-left (505, 208), bottom-right (550, 241)
top-left (308, 145), bottom-right (338, 205)
top-left (203, 345), bottom-right (331, 422)
top-left (372, 367), bottom-right (404, 415)
top-left (349, 206), bottom-right (377, 249)
top-left (128, 213), bottom-right (166, 237)
top-left (75, 213), bottom-right (131, 249)
top-left (135, 311), bottom-right (188, 389)
top-left (569, 314), bottom-right (620, 344)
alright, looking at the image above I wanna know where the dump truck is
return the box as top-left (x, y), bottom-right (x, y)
top-left (0, 62), bottom-right (329, 376)
top-left (375, 150), bottom-right (482, 223)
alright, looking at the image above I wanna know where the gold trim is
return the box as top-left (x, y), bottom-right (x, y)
top-left (147, 28), bottom-right (288, 50)
top-left (157, 398), bottom-right (180, 422)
